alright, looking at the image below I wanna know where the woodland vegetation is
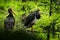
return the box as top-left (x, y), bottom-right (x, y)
top-left (0, 0), bottom-right (60, 40)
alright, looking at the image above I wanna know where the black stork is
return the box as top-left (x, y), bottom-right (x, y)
top-left (4, 8), bottom-right (16, 31)
top-left (22, 9), bottom-right (41, 32)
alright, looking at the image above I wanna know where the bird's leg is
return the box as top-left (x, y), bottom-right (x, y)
top-left (29, 22), bottom-right (35, 33)
top-left (31, 26), bottom-right (34, 33)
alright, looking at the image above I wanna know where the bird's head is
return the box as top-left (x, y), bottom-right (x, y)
top-left (35, 9), bottom-right (41, 19)
top-left (35, 9), bottom-right (40, 12)
top-left (8, 8), bottom-right (16, 15)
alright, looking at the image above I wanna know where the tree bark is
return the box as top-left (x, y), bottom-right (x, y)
top-left (22, 0), bottom-right (26, 2)
top-left (47, 26), bottom-right (51, 40)
top-left (47, 0), bottom-right (52, 40)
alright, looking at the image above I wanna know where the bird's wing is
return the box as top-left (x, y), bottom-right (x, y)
top-left (4, 17), bottom-right (15, 29)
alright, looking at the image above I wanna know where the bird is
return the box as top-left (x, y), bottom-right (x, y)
top-left (22, 9), bottom-right (41, 32)
top-left (4, 8), bottom-right (16, 31)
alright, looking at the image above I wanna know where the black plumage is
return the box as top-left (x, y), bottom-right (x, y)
top-left (4, 8), bottom-right (15, 31)
top-left (24, 9), bottom-right (41, 27)
top-left (22, 9), bottom-right (41, 32)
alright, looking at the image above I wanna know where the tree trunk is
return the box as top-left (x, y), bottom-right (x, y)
top-left (52, 23), bottom-right (55, 38)
top-left (22, 0), bottom-right (26, 2)
top-left (33, 0), bottom-right (38, 2)
top-left (47, 0), bottom-right (52, 40)
top-left (52, 21), bottom-right (56, 38)
top-left (47, 26), bottom-right (51, 40)
top-left (49, 0), bottom-right (52, 16)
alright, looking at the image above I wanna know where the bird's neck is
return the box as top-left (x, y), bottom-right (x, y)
top-left (9, 13), bottom-right (13, 17)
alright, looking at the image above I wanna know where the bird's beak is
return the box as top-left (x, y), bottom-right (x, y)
top-left (12, 10), bottom-right (16, 15)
